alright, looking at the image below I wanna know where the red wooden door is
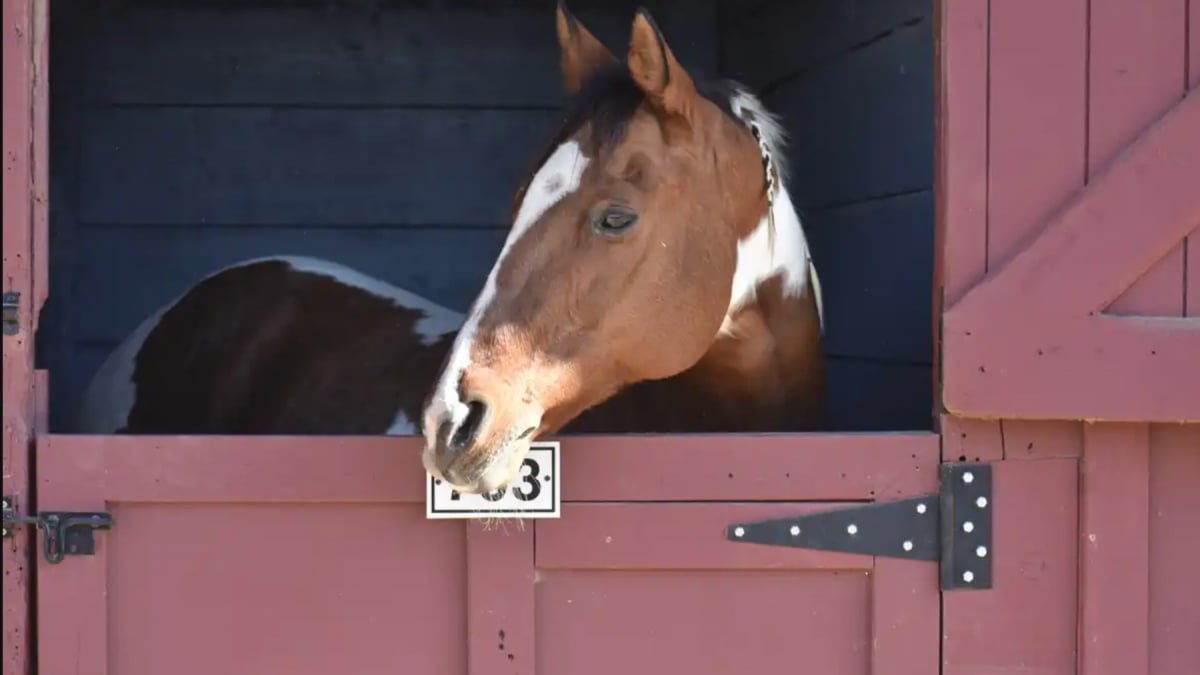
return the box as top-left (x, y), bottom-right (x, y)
top-left (35, 433), bottom-right (941, 675)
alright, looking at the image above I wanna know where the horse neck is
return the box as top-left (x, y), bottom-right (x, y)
top-left (566, 186), bottom-right (827, 434)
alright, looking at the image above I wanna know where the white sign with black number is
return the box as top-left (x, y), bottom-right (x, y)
top-left (425, 442), bottom-right (561, 519)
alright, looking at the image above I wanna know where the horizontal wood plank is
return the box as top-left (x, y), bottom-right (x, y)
top-left (38, 432), bottom-right (939, 504)
top-left (806, 191), bottom-right (934, 362)
top-left (79, 107), bottom-right (558, 226)
top-left (766, 17), bottom-right (934, 209)
top-left (70, 2), bottom-right (717, 107)
top-left (721, 0), bottom-right (930, 91)
top-left (536, 503), bottom-right (875, 570)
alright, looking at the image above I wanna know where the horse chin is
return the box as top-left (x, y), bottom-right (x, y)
top-left (420, 435), bottom-right (533, 496)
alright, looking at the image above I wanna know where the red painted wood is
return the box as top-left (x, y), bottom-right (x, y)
top-left (944, 90), bottom-right (1200, 422)
top-left (933, 0), bottom-right (989, 307)
top-left (986, 0), bottom-right (1086, 272)
top-left (1191, 0), bottom-right (1200, 88)
top-left (1001, 420), bottom-right (1083, 459)
top-left (36, 434), bottom-right (470, 675)
top-left (468, 523), bottom-right (535, 675)
top-left (1188, 236), bottom-right (1198, 316)
top-left (555, 433), bottom-right (940, 502)
top-left (1148, 423), bottom-right (1200, 675)
top-left (939, 416), bottom-right (1003, 462)
top-left (39, 433), bottom-right (938, 504)
top-left (536, 568), bottom-right (873, 675)
top-left (1093, 0), bottom-right (1188, 318)
top-left (538, 503), bottom-right (874, 571)
top-left (933, 0), bottom-right (989, 407)
top-left (1079, 424), bottom-right (1151, 675)
top-left (536, 439), bottom-right (939, 675)
top-left (2, 2), bottom-right (40, 675)
top-left (943, 458), bottom-right (1079, 675)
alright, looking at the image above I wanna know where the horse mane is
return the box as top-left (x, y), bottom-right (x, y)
top-left (512, 63), bottom-right (791, 213)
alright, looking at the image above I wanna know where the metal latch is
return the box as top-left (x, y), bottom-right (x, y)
top-left (724, 462), bottom-right (993, 591)
top-left (2, 291), bottom-right (19, 335)
top-left (2, 495), bottom-right (115, 564)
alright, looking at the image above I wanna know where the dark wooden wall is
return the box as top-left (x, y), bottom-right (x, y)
top-left (42, 0), bottom-right (934, 433)
top-left (722, 0), bottom-right (935, 431)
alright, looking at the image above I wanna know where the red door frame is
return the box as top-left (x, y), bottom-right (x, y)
top-left (3, 2), bottom-right (48, 675)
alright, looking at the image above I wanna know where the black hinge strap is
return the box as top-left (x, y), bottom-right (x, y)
top-left (724, 462), bottom-right (993, 591)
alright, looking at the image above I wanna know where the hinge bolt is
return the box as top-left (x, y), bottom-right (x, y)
top-left (976, 546), bottom-right (988, 558)
top-left (963, 521), bottom-right (975, 533)
top-left (962, 570), bottom-right (975, 583)
top-left (976, 496), bottom-right (988, 508)
top-left (916, 503), bottom-right (927, 514)
top-left (846, 524), bottom-right (858, 535)
top-left (902, 540), bottom-right (913, 552)
top-left (733, 526), bottom-right (745, 538)
top-left (962, 471), bottom-right (975, 484)
top-left (789, 525), bottom-right (800, 536)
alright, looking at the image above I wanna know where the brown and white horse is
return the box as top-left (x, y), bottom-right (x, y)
top-left (76, 4), bottom-right (827, 494)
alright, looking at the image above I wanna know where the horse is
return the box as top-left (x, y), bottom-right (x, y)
top-left (75, 3), bottom-right (827, 495)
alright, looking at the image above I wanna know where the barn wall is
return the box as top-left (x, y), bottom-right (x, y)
top-left (41, 0), bottom-right (717, 431)
top-left (720, 0), bottom-right (936, 432)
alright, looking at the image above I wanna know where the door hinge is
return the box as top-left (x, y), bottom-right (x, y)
top-left (2, 291), bottom-right (19, 335)
top-left (724, 462), bottom-right (993, 591)
top-left (2, 495), bottom-right (115, 564)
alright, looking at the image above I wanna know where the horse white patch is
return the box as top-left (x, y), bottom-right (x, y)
top-left (721, 88), bottom-right (823, 335)
top-left (75, 255), bottom-right (461, 434)
top-left (278, 256), bottom-right (463, 344)
top-left (423, 140), bottom-right (590, 447)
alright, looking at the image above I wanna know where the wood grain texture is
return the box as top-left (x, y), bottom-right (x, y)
top-left (1092, 0), bottom-right (1188, 318)
top-left (805, 191), bottom-right (933, 363)
top-left (985, 0), bottom-right (1087, 271)
top-left (944, 92), bottom-right (1200, 421)
top-left (468, 522), bottom-right (536, 675)
top-left (76, 2), bottom-right (717, 107)
top-left (942, 458), bottom-right (1080, 675)
top-left (720, 0), bottom-right (930, 91)
top-left (765, 18), bottom-right (933, 209)
top-left (78, 107), bottom-right (558, 227)
top-left (825, 357), bottom-right (934, 431)
top-left (1079, 423), bottom-right (1151, 675)
top-left (37, 438), bottom-right (468, 675)
top-left (1, 2), bottom-right (40, 675)
top-left (1148, 423), bottom-right (1200, 675)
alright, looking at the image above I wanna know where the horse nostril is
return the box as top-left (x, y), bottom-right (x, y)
top-left (449, 399), bottom-right (489, 453)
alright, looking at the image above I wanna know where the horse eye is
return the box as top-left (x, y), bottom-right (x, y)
top-left (593, 206), bottom-right (638, 235)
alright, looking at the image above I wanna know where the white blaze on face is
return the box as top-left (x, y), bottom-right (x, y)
top-left (422, 140), bottom-right (590, 460)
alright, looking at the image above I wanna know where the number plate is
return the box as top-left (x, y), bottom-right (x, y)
top-left (425, 442), bottom-right (561, 519)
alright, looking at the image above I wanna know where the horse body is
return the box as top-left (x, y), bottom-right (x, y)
top-left (76, 4), bottom-right (828, 495)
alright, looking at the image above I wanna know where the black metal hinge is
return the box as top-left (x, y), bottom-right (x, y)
top-left (2, 495), bottom-right (115, 565)
top-left (2, 291), bottom-right (19, 335)
top-left (724, 462), bottom-right (993, 591)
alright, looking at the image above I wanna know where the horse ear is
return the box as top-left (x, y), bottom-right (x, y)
top-left (627, 9), bottom-right (698, 120)
top-left (556, 1), bottom-right (617, 94)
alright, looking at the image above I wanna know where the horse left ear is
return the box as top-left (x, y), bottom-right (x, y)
top-left (627, 9), bottom-right (699, 121)
top-left (556, 1), bottom-right (618, 95)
